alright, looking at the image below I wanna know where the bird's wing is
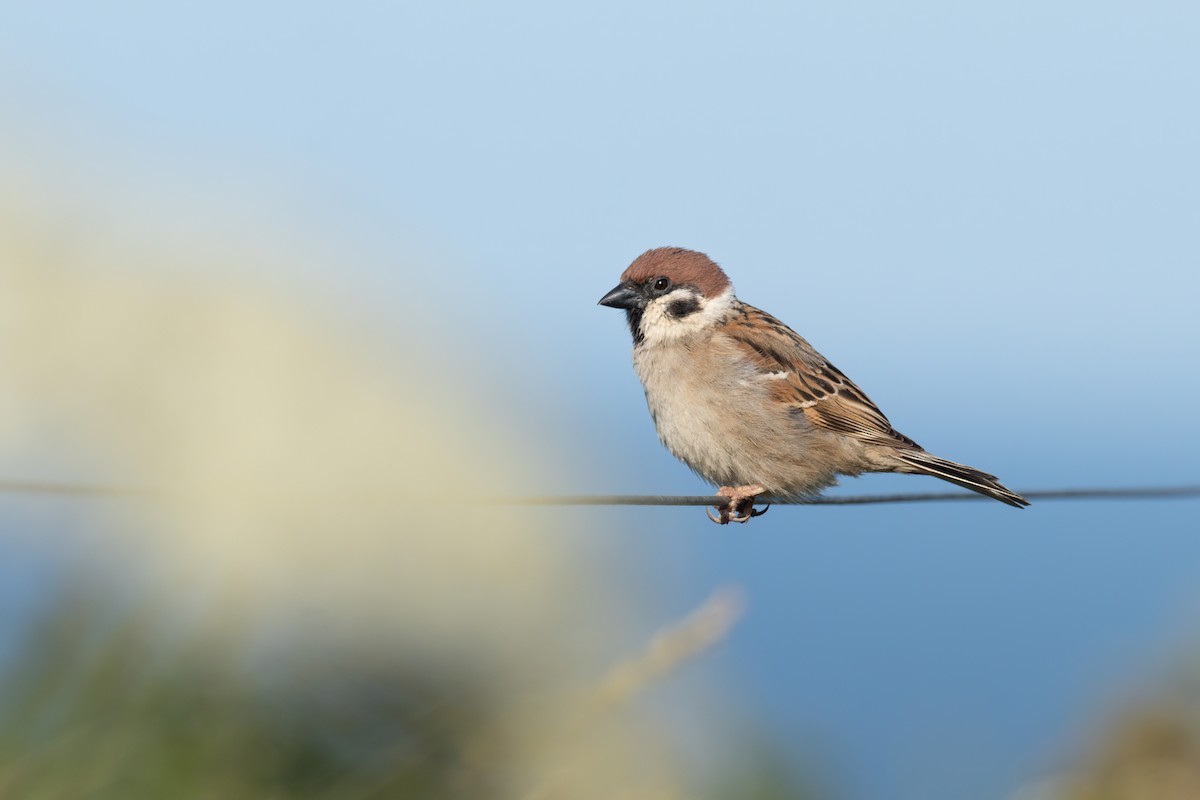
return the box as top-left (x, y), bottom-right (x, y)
top-left (722, 305), bottom-right (921, 451)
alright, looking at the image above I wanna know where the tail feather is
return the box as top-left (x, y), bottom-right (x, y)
top-left (894, 451), bottom-right (1029, 508)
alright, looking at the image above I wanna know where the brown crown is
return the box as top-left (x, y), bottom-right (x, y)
top-left (620, 247), bottom-right (732, 298)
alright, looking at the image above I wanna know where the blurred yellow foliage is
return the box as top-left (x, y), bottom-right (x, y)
top-left (0, 191), bottom-right (777, 799)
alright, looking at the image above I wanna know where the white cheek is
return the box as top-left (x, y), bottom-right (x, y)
top-left (638, 300), bottom-right (674, 339)
top-left (638, 288), bottom-right (735, 346)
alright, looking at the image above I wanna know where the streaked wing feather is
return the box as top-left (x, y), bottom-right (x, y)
top-left (724, 305), bottom-right (920, 450)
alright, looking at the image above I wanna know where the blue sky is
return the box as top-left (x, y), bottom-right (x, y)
top-left (3, 2), bottom-right (1199, 798)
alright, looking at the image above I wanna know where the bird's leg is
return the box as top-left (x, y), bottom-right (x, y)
top-left (706, 484), bottom-right (769, 524)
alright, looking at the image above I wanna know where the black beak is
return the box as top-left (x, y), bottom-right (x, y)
top-left (597, 282), bottom-right (642, 309)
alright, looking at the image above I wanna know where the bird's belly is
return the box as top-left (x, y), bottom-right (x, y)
top-left (633, 346), bottom-right (844, 496)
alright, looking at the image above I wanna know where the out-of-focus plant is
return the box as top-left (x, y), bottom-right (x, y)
top-left (1015, 667), bottom-right (1200, 800)
top-left (0, 189), bottom-right (824, 799)
top-left (0, 584), bottom-right (493, 799)
top-left (0, 579), bottom-right (819, 799)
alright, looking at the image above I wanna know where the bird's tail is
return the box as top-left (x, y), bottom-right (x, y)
top-left (893, 451), bottom-right (1029, 508)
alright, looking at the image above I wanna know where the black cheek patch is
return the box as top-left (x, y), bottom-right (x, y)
top-left (666, 297), bottom-right (700, 318)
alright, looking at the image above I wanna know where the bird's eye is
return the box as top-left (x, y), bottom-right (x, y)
top-left (652, 277), bottom-right (671, 292)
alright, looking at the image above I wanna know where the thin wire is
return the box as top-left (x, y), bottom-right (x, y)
top-left (501, 486), bottom-right (1200, 507)
top-left (0, 480), bottom-right (1198, 507)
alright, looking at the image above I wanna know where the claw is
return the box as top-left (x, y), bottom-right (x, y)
top-left (728, 506), bottom-right (753, 524)
top-left (727, 503), bottom-right (769, 523)
top-left (729, 503), bottom-right (769, 523)
top-left (707, 485), bottom-right (769, 525)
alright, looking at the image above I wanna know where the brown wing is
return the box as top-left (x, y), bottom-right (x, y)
top-left (723, 304), bottom-right (922, 451)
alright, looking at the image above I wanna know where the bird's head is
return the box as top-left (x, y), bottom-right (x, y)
top-left (598, 247), bottom-right (734, 346)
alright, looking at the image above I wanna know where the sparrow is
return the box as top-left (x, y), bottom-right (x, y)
top-left (598, 247), bottom-right (1029, 523)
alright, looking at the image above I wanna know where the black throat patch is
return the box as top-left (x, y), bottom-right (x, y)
top-left (624, 307), bottom-right (645, 345)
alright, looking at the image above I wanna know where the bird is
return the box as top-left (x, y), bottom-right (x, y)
top-left (598, 247), bottom-right (1029, 523)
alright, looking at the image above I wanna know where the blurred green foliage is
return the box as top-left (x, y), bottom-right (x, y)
top-left (0, 588), bottom-right (499, 798)
top-left (0, 583), bottom-right (824, 800)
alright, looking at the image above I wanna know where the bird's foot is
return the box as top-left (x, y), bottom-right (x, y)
top-left (706, 485), bottom-right (770, 524)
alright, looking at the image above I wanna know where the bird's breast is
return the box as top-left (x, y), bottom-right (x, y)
top-left (632, 340), bottom-right (783, 483)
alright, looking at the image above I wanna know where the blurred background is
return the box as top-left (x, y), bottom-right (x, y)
top-left (1, 2), bottom-right (1198, 798)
